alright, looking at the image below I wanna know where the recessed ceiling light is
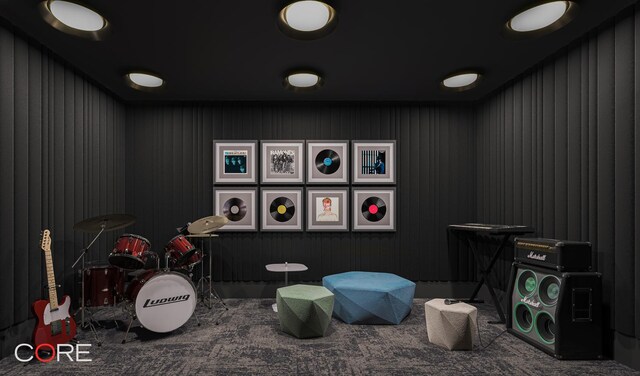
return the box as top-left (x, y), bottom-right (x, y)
top-left (278, 1), bottom-right (337, 40)
top-left (283, 71), bottom-right (323, 91)
top-left (40, 0), bottom-right (109, 40)
top-left (125, 72), bottom-right (165, 91)
top-left (506, 1), bottom-right (576, 35)
top-left (441, 72), bottom-right (482, 92)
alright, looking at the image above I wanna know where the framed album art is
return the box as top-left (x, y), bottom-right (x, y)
top-left (214, 188), bottom-right (257, 231)
top-left (352, 187), bottom-right (396, 232)
top-left (261, 141), bottom-right (305, 184)
top-left (352, 140), bottom-right (396, 184)
top-left (261, 187), bottom-right (303, 231)
top-left (306, 188), bottom-right (349, 232)
top-left (213, 140), bottom-right (257, 184)
top-left (307, 141), bottom-right (349, 184)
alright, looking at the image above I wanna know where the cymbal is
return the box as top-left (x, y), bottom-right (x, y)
top-left (73, 214), bottom-right (136, 233)
top-left (188, 216), bottom-right (228, 234)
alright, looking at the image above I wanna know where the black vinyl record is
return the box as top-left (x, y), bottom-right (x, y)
top-left (269, 196), bottom-right (296, 222)
top-left (315, 149), bottom-right (340, 175)
top-left (361, 197), bottom-right (386, 222)
top-left (222, 198), bottom-right (247, 222)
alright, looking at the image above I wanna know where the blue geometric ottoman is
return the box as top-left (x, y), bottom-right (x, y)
top-left (322, 271), bottom-right (416, 325)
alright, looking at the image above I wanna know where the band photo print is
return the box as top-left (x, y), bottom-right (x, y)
top-left (213, 141), bottom-right (257, 184)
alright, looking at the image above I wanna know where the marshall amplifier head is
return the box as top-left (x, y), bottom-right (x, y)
top-left (514, 238), bottom-right (592, 272)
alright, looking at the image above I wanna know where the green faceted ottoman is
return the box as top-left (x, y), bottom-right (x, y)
top-left (276, 284), bottom-right (335, 339)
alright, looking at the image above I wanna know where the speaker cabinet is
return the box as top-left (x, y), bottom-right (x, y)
top-left (507, 262), bottom-right (603, 359)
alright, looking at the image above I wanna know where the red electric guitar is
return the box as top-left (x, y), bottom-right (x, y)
top-left (32, 229), bottom-right (77, 346)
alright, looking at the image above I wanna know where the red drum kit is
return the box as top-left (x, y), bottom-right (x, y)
top-left (109, 234), bottom-right (155, 270)
top-left (165, 235), bottom-right (203, 269)
top-left (72, 213), bottom-right (229, 344)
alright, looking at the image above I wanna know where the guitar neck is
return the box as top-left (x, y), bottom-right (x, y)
top-left (43, 248), bottom-right (59, 310)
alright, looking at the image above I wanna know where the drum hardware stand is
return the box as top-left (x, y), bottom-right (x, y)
top-left (121, 317), bottom-right (135, 344)
top-left (72, 222), bottom-right (107, 346)
top-left (195, 234), bottom-right (228, 311)
top-left (72, 222), bottom-right (106, 330)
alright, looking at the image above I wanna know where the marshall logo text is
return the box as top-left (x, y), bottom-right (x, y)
top-left (521, 297), bottom-right (541, 308)
top-left (143, 294), bottom-right (191, 308)
top-left (527, 251), bottom-right (547, 261)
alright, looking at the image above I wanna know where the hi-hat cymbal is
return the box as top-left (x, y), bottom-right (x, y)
top-left (73, 214), bottom-right (136, 233)
top-left (188, 216), bottom-right (228, 234)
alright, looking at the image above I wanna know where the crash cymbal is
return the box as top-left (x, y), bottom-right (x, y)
top-left (73, 214), bottom-right (136, 233)
top-left (188, 216), bottom-right (229, 234)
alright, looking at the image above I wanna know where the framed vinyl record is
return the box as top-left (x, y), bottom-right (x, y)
top-left (352, 188), bottom-right (396, 232)
top-left (306, 141), bottom-right (349, 184)
top-left (213, 140), bottom-right (257, 184)
top-left (307, 188), bottom-right (349, 232)
top-left (261, 187), bottom-right (303, 231)
top-left (261, 141), bottom-right (305, 184)
top-left (214, 188), bottom-right (257, 231)
top-left (352, 141), bottom-right (396, 184)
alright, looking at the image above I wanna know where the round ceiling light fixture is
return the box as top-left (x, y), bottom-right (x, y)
top-left (39, 0), bottom-right (109, 40)
top-left (505, 1), bottom-right (577, 37)
top-left (283, 70), bottom-right (324, 92)
top-left (278, 1), bottom-right (337, 40)
top-left (441, 71), bottom-right (482, 92)
top-left (125, 72), bottom-right (165, 91)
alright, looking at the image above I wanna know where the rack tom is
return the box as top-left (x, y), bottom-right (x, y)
top-left (109, 234), bottom-right (154, 270)
top-left (165, 235), bottom-right (202, 269)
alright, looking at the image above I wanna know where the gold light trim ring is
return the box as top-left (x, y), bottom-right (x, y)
top-left (283, 69), bottom-right (324, 92)
top-left (124, 71), bottom-right (166, 92)
top-left (278, 1), bottom-right (338, 40)
top-left (440, 70), bottom-right (483, 93)
top-left (39, 0), bottom-right (110, 41)
top-left (504, 0), bottom-right (578, 39)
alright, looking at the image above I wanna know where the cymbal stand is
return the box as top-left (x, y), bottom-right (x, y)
top-left (196, 234), bottom-right (228, 311)
top-left (72, 223), bottom-right (106, 333)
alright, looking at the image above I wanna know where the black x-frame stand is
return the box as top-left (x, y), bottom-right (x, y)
top-left (448, 224), bottom-right (535, 324)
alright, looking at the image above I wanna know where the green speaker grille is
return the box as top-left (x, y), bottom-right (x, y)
top-left (535, 311), bottom-right (556, 345)
top-left (517, 270), bottom-right (537, 298)
top-left (513, 302), bottom-right (534, 333)
top-left (539, 275), bottom-right (561, 306)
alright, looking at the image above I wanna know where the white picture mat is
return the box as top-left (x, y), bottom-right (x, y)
top-left (214, 189), bottom-right (256, 231)
top-left (352, 141), bottom-right (396, 184)
top-left (214, 141), bottom-right (257, 184)
top-left (261, 142), bottom-right (304, 183)
top-left (261, 188), bottom-right (303, 231)
top-left (352, 188), bottom-right (396, 231)
top-left (307, 141), bottom-right (349, 183)
top-left (307, 188), bottom-right (349, 231)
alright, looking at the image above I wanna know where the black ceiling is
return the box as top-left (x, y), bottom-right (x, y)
top-left (0, 0), bottom-right (636, 103)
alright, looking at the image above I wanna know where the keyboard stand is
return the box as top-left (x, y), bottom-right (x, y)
top-left (448, 224), bottom-right (535, 324)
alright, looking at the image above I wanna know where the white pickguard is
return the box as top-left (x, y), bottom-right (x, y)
top-left (43, 296), bottom-right (72, 326)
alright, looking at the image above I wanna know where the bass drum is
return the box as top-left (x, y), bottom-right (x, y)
top-left (125, 270), bottom-right (197, 333)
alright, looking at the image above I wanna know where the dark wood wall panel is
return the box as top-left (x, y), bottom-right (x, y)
top-left (125, 104), bottom-right (477, 284)
top-left (476, 7), bottom-right (640, 340)
top-left (0, 25), bottom-right (126, 341)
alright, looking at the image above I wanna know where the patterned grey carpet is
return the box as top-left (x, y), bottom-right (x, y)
top-left (1, 298), bottom-right (637, 375)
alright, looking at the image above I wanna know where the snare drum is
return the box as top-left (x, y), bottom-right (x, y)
top-left (165, 235), bottom-right (202, 268)
top-left (125, 270), bottom-right (197, 333)
top-left (109, 234), bottom-right (153, 270)
top-left (82, 266), bottom-right (125, 307)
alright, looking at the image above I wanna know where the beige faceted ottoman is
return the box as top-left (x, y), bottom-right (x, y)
top-left (425, 299), bottom-right (478, 350)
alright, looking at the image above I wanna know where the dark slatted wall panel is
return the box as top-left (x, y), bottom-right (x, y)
top-left (125, 104), bottom-right (477, 283)
top-left (476, 7), bottom-right (640, 340)
top-left (0, 25), bottom-right (126, 351)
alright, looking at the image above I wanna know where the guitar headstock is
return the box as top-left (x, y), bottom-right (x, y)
top-left (40, 229), bottom-right (51, 252)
